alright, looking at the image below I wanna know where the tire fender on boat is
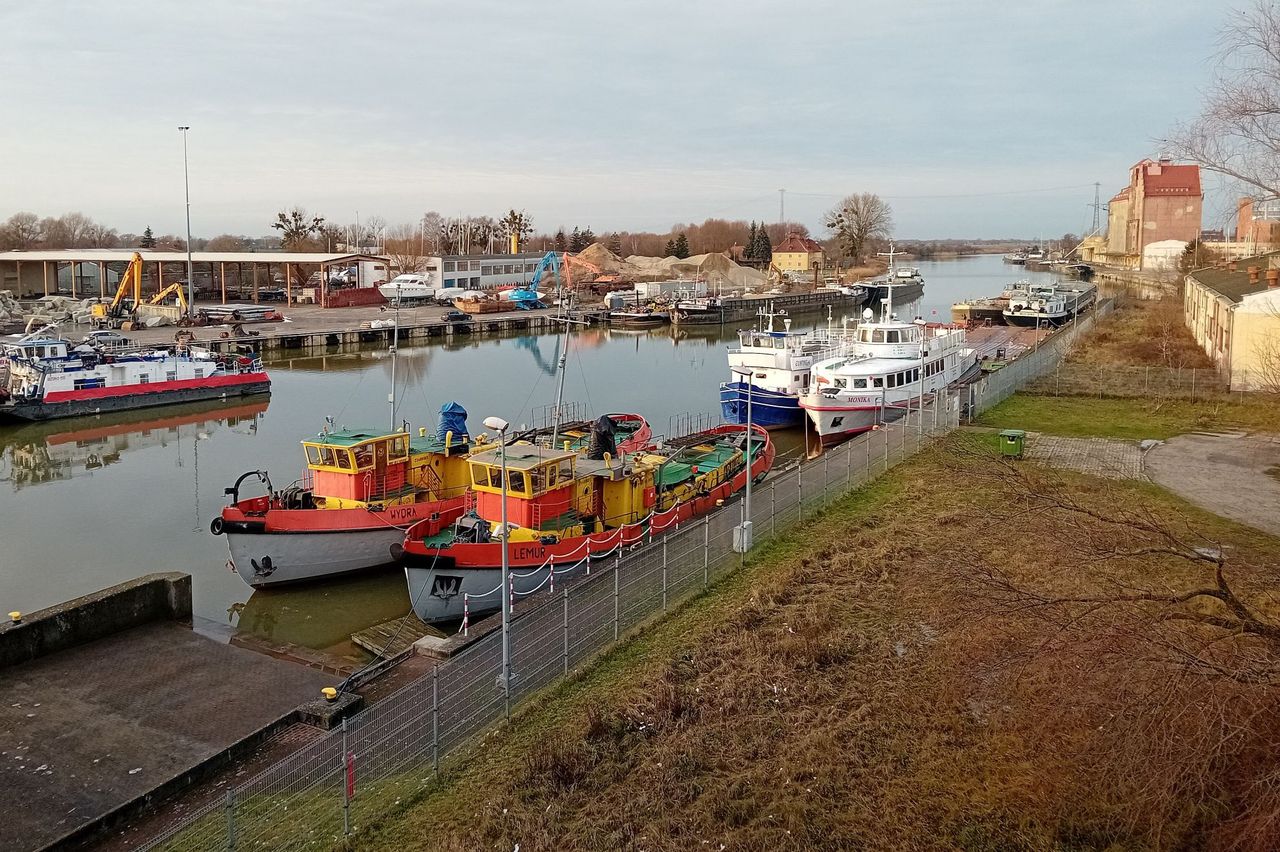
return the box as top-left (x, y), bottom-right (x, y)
top-left (210, 516), bottom-right (225, 536)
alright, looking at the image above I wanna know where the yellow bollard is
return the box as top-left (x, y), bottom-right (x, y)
top-left (321, 687), bottom-right (338, 701)
top-left (8, 611), bottom-right (21, 624)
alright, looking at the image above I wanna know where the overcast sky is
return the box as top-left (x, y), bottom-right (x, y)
top-left (0, 0), bottom-right (1234, 240)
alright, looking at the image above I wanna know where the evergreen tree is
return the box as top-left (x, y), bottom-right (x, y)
top-left (554, 228), bottom-right (568, 253)
top-left (607, 232), bottom-right (623, 257)
top-left (745, 221), bottom-right (758, 261)
top-left (673, 233), bottom-right (690, 259)
top-left (139, 226), bottom-right (156, 249)
top-left (569, 226), bottom-right (584, 252)
top-left (579, 226), bottom-right (596, 247)
top-left (664, 238), bottom-right (677, 257)
top-left (756, 228), bottom-right (772, 264)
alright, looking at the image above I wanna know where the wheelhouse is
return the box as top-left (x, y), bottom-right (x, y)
top-left (302, 427), bottom-right (469, 508)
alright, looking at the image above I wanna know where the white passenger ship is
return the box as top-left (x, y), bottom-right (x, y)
top-left (799, 310), bottom-right (978, 448)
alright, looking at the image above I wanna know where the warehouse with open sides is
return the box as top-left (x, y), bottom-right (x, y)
top-left (0, 249), bottom-right (389, 305)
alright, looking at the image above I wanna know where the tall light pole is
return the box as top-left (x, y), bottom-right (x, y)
top-left (178, 126), bottom-right (194, 318)
top-left (483, 415), bottom-right (514, 707)
top-left (730, 367), bottom-right (754, 554)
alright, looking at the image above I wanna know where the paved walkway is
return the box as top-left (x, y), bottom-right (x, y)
top-left (1, 621), bottom-right (330, 851)
top-left (1146, 432), bottom-right (1280, 538)
top-left (1026, 433), bottom-right (1147, 480)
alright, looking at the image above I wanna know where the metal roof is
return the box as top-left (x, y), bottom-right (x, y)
top-left (1188, 252), bottom-right (1280, 304)
top-left (0, 250), bottom-right (389, 264)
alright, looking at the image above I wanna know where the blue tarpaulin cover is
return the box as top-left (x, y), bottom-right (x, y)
top-left (438, 401), bottom-right (468, 441)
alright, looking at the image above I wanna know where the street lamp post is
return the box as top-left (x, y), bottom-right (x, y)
top-left (483, 416), bottom-right (514, 703)
top-left (730, 367), bottom-right (754, 553)
top-left (178, 126), bottom-right (194, 318)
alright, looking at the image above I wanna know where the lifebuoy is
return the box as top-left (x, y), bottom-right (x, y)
top-left (210, 516), bottom-right (225, 535)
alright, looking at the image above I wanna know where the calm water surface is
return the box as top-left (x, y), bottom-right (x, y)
top-left (0, 254), bottom-right (1054, 658)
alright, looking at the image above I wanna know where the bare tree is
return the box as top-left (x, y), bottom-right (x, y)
top-left (272, 207), bottom-right (326, 250)
top-left (385, 223), bottom-right (426, 273)
top-left (206, 234), bottom-right (248, 252)
top-left (1169, 3), bottom-right (1280, 197)
top-left (0, 212), bottom-right (44, 249)
top-left (931, 447), bottom-right (1280, 846)
top-left (824, 193), bottom-right (893, 262)
top-left (497, 209), bottom-right (535, 251)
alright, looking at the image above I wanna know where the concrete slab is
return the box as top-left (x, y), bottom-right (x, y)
top-left (1026, 433), bottom-right (1147, 480)
top-left (1146, 432), bottom-right (1280, 537)
top-left (0, 621), bottom-right (331, 851)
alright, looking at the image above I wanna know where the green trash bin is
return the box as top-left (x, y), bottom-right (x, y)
top-left (999, 429), bottom-right (1026, 459)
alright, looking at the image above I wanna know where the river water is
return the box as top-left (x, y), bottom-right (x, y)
top-left (0, 254), bottom-right (1057, 661)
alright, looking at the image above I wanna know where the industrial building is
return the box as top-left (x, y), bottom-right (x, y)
top-left (1104, 158), bottom-right (1203, 270)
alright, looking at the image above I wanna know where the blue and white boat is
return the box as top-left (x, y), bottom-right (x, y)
top-left (719, 309), bottom-right (856, 429)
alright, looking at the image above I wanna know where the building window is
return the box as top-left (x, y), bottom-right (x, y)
top-left (504, 264), bottom-right (514, 274)
top-left (470, 261), bottom-right (481, 271)
top-left (481, 265), bottom-right (494, 276)
top-left (444, 261), bottom-right (456, 272)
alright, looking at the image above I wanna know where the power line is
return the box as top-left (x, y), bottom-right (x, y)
top-left (783, 182), bottom-right (1099, 201)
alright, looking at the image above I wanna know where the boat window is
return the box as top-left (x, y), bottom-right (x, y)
top-left (886, 330), bottom-right (899, 343)
top-left (334, 451), bottom-right (353, 470)
top-left (481, 466), bottom-right (497, 488)
top-left (834, 378), bottom-right (847, 389)
top-left (319, 447), bottom-right (337, 467)
top-left (305, 446), bottom-right (321, 465)
top-left (507, 470), bottom-right (526, 494)
top-left (546, 465), bottom-right (558, 488)
top-left (872, 330), bottom-right (885, 343)
top-left (529, 466), bottom-right (546, 493)
top-left (873, 377), bottom-right (884, 388)
top-left (859, 329), bottom-right (871, 343)
top-left (853, 378), bottom-right (868, 389)
top-left (559, 459), bottom-right (574, 481)
top-left (390, 436), bottom-right (408, 459)
top-left (354, 446), bottom-right (374, 468)
top-left (886, 373), bottom-right (897, 388)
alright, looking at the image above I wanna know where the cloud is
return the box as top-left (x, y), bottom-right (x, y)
top-left (0, 0), bottom-right (1226, 237)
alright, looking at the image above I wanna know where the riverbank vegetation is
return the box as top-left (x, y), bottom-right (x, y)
top-left (347, 437), bottom-right (1280, 852)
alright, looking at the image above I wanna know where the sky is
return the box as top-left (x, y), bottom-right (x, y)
top-left (0, 0), bottom-right (1238, 240)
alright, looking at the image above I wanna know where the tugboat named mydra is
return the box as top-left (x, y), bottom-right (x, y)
top-left (397, 419), bottom-right (774, 624)
top-left (214, 403), bottom-right (476, 588)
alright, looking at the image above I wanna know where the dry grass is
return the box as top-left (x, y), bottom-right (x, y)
top-left (348, 438), bottom-right (1280, 852)
top-left (1068, 297), bottom-right (1215, 370)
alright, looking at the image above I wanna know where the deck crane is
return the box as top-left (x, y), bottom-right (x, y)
top-left (91, 252), bottom-right (144, 329)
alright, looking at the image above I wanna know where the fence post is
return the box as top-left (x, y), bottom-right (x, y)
top-left (431, 664), bottom-right (440, 773)
top-left (702, 515), bottom-right (710, 588)
top-left (845, 438), bottom-right (853, 489)
top-left (561, 588), bottom-right (570, 674)
top-left (225, 790), bottom-right (236, 851)
top-left (797, 464), bottom-right (804, 521)
top-left (770, 481), bottom-right (777, 537)
top-left (341, 716), bottom-right (351, 836)
top-left (1191, 367), bottom-right (1197, 401)
top-left (1145, 365), bottom-right (1149, 397)
top-left (883, 426), bottom-right (889, 471)
top-left (613, 559), bottom-right (620, 641)
top-left (823, 450), bottom-right (830, 498)
top-left (661, 539), bottom-right (669, 612)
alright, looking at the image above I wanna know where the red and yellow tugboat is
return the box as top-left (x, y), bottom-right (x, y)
top-left (399, 422), bottom-right (773, 623)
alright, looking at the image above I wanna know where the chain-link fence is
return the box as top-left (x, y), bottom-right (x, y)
top-left (141, 309), bottom-right (1097, 851)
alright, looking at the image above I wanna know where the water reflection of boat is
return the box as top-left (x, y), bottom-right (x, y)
top-left (229, 569), bottom-right (414, 654)
top-left (0, 397), bottom-right (269, 491)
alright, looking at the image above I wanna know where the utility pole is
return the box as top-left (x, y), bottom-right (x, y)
top-left (1090, 182), bottom-right (1101, 235)
top-left (778, 188), bottom-right (786, 224)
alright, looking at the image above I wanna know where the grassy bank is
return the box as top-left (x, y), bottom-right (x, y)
top-left (344, 437), bottom-right (1280, 852)
top-left (975, 394), bottom-right (1280, 439)
top-left (1066, 296), bottom-right (1215, 370)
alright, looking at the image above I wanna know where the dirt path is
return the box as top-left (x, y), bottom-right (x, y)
top-left (1146, 432), bottom-right (1280, 538)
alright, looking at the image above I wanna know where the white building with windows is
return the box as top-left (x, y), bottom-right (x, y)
top-left (434, 252), bottom-right (549, 290)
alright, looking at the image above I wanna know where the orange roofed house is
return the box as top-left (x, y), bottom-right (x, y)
top-left (1104, 158), bottom-right (1203, 269)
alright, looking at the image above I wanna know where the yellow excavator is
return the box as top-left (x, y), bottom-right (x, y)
top-left (148, 281), bottom-right (189, 312)
top-left (91, 252), bottom-right (144, 329)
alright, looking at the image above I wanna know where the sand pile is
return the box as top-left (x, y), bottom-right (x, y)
top-left (624, 252), bottom-right (767, 290)
top-left (576, 243), bottom-right (643, 277)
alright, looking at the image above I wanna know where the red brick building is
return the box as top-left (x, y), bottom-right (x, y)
top-left (1235, 197), bottom-right (1280, 250)
top-left (1104, 158), bottom-right (1203, 268)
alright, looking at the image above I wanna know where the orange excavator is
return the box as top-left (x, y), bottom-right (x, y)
top-left (91, 252), bottom-right (144, 329)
